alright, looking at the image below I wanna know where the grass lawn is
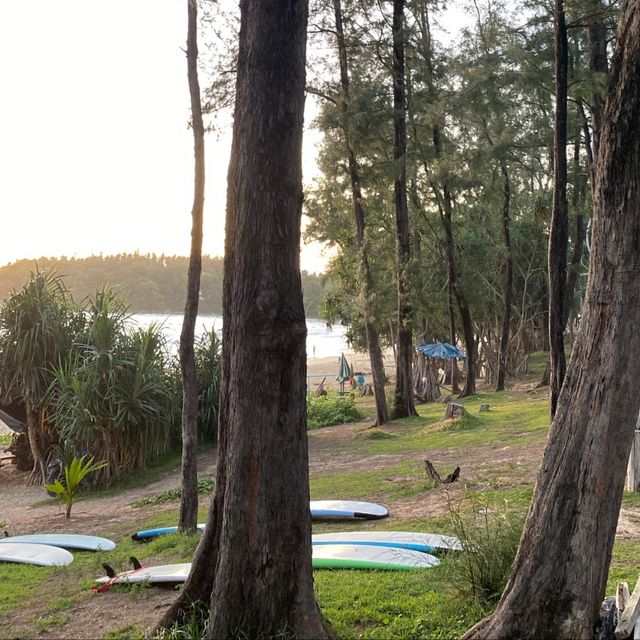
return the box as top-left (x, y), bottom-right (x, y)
top-left (2, 366), bottom-right (640, 638)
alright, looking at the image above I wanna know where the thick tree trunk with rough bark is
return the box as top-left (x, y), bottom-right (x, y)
top-left (463, 4), bottom-right (640, 637)
top-left (548, 0), bottom-right (569, 417)
top-left (333, 0), bottom-right (388, 426)
top-left (495, 163), bottom-right (513, 392)
top-left (153, 0), bottom-right (326, 637)
top-left (178, 0), bottom-right (206, 535)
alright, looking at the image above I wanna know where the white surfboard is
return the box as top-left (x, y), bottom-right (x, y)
top-left (0, 542), bottom-right (73, 567)
top-left (95, 562), bottom-right (192, 585)
top-left (312, 543), bottom-right (440, 570)
top-left (312, 531), bottom-right (462, 553)
top-left (0, 534), bottom-right (116, 552)
top-left (310, 500), bottom-right (388, 519)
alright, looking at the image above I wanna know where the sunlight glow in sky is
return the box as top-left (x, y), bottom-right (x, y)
top-left (0, 1), bottom-right (468, 275)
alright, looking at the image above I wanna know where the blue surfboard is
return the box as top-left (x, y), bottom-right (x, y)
top-left (132, 524), bottom-right (206, 541)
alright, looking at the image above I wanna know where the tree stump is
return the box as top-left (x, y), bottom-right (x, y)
top-left (442, 402), bottom-right (465, 420)
top-left (424, 459), bottom-right (460, 485)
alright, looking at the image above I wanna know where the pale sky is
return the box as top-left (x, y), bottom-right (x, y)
top-left (0, 2), bottom-right (468, 275)
top-left (0, 1), bottom-right (328, 273)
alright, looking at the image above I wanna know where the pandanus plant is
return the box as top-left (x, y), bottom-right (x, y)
top-left (0, 270), bottom-right (82, 484)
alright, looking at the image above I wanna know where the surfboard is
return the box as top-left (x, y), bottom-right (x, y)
top-left (310, 500), bottom-right (388, 520)
top-left (131, 524), bottom-right (206, 541)
top-left (95, 543), bottom-right (438, 584)
top-left (312, 531), bottom-right (462, 553)
top-left (95, 562), bottom-right (191, 585)
top-left (0, 542), bottom-right (74, 566)
top-left (311, 544), bottom-right (439, 570)
top-left (0, 534), bottom-right (116, 552)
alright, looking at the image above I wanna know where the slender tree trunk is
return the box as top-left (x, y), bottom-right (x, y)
top-left (391, 0), bottom-right (417, 419)
top-left (463, 5), bottom-right (640, 637)
top-left (430, 121), bottom-right (475, 398)
top-left (447, 281), bottom-right (461, 394)
top-left (26, 405), bottom-right (45, 485)
top-left (437, 177), bottom-right (476, 398)
top-left (548, 0), bottom-right (569, 417)
top-left (586, 0), bottom-right (608, 156)
top-left (153, 0), bottom-right (326, 637)
top-left (333, 0), bottom-right (388, 426)
top-left (563, 129), bottom-right (587, 331)
top-left (495, 163), bottom-right (513, 392)
top-left (178, 0), bottom-right (206, 535)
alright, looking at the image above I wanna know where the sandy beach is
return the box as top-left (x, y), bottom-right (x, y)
top-left (306, 349), bottom-right (395, 393)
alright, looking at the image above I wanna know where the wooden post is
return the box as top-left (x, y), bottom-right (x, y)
top-left (625, 414), bottom-right (640, 491)
top-left (616, 576), bottom-right (640, 638)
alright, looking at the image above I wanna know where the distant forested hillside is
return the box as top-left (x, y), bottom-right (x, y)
top-left (0, 255), bottom-right (329, 317)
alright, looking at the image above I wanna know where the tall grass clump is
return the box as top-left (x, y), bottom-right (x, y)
top-left (156, 601), bottom-right (209, 640)
top-left (444, 496), bottom-right (525, 608)
top-left (307, 392), bottom-right (365, 429)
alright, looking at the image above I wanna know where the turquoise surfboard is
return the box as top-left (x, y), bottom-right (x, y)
top-left (312, 531), bottom-right (462, 553)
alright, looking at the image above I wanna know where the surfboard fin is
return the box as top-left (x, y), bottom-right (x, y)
top-left (102, 563), bottom-right (116, 579)
top-left (130, 556), bottom-right (142, 570)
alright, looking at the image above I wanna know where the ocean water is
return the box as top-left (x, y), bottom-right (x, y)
top-left (131, 313), bottom-right (349, 359)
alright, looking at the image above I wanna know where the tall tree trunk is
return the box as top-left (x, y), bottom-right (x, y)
top-left (152, 0), bottom-right (326, 637)
top-left (178, 0), bottom-right (206, 535)
top-left (548, 0), bottom-right (569, 417)
top-left (495, 162), bottom-right (513, 392)
top-left (563, 128), bottom-right (587, 331)
top-left (333, 0), bottom-right (388, 426)
top-left (463, 4), bottom-right (640, 637)
top-left (430, 121), bottom-right (476, 398)
top-left (391, 0), bottom-right (417, 419)
top-left (586, 0), bottom-right (608, 156)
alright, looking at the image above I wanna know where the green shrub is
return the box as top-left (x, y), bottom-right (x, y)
top-left (307, 393), bottom-right (365, 429)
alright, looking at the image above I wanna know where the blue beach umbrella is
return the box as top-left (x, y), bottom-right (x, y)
top-left (416, 342), bottom-right (466, 361)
